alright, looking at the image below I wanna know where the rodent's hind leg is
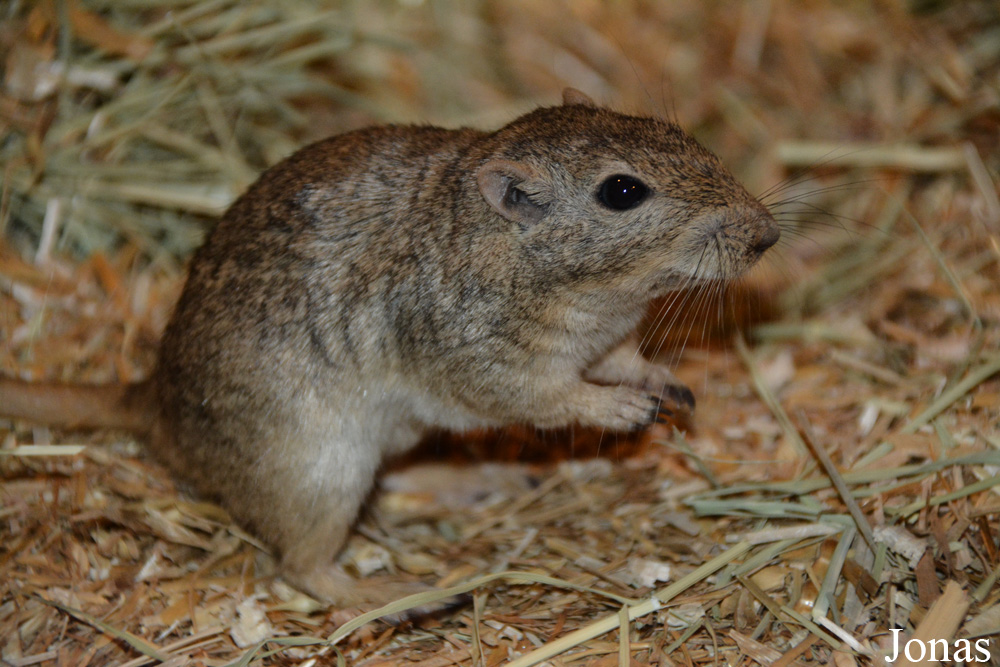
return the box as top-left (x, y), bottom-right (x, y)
top-left (585, 339), bottom-right (695, 413)
top-left (279, 507), bottom-right (461, 621)
top-left (268, 430), bottom-right (458, 618)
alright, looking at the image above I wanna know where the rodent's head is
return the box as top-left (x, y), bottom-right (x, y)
top-left (475, 89), bottom-right (779, 297)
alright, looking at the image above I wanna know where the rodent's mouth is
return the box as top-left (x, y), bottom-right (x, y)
top-left (648, 270), bottom-right (720, 297)
top-left (650, 243), bottom-right (771, 294)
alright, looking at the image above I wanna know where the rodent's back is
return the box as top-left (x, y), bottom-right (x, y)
top-left (159, 124), bottom-right (481, 380)
top-left (152, 124), bottom-right (493, 489)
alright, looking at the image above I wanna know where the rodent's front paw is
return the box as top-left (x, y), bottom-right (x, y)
top-left (606, 387), bottom-right (673, 432)
top-left (539, 382), bottom-right (674, 432)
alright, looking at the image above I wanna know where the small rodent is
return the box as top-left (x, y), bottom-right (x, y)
top-left (0, 89), bottom-right (778, 608)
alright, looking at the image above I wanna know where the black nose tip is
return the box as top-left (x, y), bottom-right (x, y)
top-left (752, 219), bottom-right (780, 253)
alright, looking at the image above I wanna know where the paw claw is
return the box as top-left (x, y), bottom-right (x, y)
top-left (647, 395), bottom-right (679, 427)
top-left (661, 384), bottom-right (696, 412)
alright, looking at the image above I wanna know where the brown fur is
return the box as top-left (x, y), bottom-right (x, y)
top-left (0, 89), bottom-right (778, 607)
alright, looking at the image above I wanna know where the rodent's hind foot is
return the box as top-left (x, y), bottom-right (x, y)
top-left (375, 588), bottom-right (472, 626)
top-left (282, 564), bottom-right (463, 623)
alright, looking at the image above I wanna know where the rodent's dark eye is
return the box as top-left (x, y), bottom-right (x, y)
top-left (597, 175), bottom-right (649, 210)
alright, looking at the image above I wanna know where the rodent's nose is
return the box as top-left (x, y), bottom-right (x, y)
top-left (751, 218), bottom-right (780, 253)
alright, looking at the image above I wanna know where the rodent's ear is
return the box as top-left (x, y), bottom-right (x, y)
top-left (562, 88), bottom-right (596, 107)
top-left (478, 159), bottom-right (549, 227)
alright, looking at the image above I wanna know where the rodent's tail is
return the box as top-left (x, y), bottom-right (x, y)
top-left (0, 378), bottom-right (155, 433)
